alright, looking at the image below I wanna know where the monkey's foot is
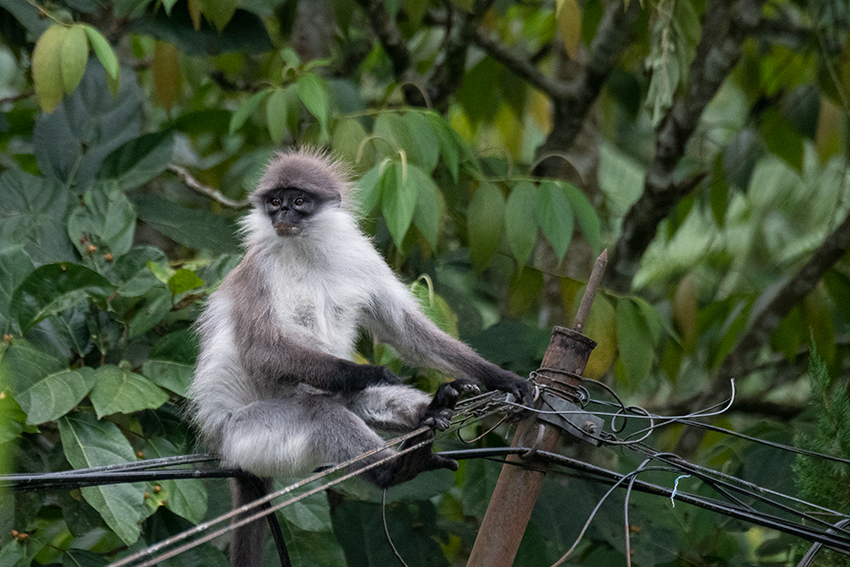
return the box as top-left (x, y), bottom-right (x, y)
top-left (419, 380), bottom-right (480, 431)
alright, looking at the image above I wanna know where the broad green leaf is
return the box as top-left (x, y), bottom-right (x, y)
top-left (404, 112), bottom-right (440, 173)
top-left (11, 264), bottom-right (115, 334)
top-left (468, 182), bottom-right (506, 272)
top-left (0, 170), bottom-right (75, 264)
top-left (109, 247), bottom-right (168, 297)
top-left (59, 410), bottom-right (145, 545)
top-left (32, 24), bottom-right (67, 112)
top-left (356, 163), bottom-right (385, 214)
top-left (142, 360), bottom-right (193, 397)
top-left (0, 247), bottom-right (35, 335)
top-left (583, 293), bottom-right (617, 379)
top-left (537, 181), bottom-right (574, 265)
top-left (34, 59), bottom-right (143, 189)
top-left (67, 183), bottom-right (137, 259)
top-left (505, 181), bottom-right (538, 266)
top-left (151, 40), bottom-right (181, 112)
top-left (89, 365), bottom-right (169, 418)
top-left (381, 162), bottom-right (417, 248)
top-left (331, 118), bottom-right (370, 165)
top-left (134, 195), bottom-right (240, 253)
top-left (61, 25), bottom-right (89, 94)
top-left (409, 165), bottom-right (442, 249)
top-left (555, 0), bottom-right (582, 59)
top-left (616, 298), bottom-right (653, 385)
top-left (412, 282), bottom-right (458, 337)
top-left (127, 286), bottom-right (172, 338)
top-left (229, 88), bottom-right (272, 135)
top-left (424, 112), bottom-right (460, 181)
top-left (297, 74), bottom-right (330, 137)
top-left (168, 268), bottom-right (205, 296)
top-left (0, 391), bottom-right (35, 445)
top-left (266, 87), bottom-right (290, 145)
top-left (199, 0), bottom-right (238, 30)
top-left (279, 490), bottom-right (333, 533)
top-left (0, 339), bottom-right (96, 425)
top-left (561, 182), bottom-right (601, 253)
top-left (508, 267), bottom-right (543, 316)
top-left (96, 131), bottom-right (175, 190)
top-left (145, 437), bottom-right (208, 523)
top-left (82, 25), bottom-right (119, 80)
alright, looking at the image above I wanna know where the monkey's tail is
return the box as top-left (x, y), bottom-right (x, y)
top-left (230, 475), bottom-right (291, 567)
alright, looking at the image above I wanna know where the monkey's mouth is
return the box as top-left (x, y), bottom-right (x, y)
top-left (273, 223), bottom-right (302, 236)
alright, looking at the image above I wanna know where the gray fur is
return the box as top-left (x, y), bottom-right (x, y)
top-left (189, 148), bottom-right (530, 567)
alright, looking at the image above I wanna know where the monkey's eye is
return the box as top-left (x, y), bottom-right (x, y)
top-left (293, 196), bottom-right (305, 207)
top-left (269, 197), bottom-right (282, 208)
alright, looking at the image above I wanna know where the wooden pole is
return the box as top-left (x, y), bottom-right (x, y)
top-left (466, 250), bottom-right (607, 567)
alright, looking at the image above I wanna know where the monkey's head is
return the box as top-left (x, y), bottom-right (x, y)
top-left (244, 148), bottom-right (354, 242)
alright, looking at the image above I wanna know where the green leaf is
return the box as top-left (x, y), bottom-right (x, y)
top-left (537, 181), bottom-right (574, 264)
top-left (424, 111), bottom-right (460, 181)
top-left (409, 165), bottom-right (442, 249)
top-left (505, 181), bottom-right (538, 266)
top-left (404, 112), bottom-right (440, 173)
top-left (266, 87), bottom-right (290, 145)
top-left (0, 247), bottom-right (35, 335)
top-left (59, 410), bottom-right (145, 545)
top-left (0, 391), bottom-right (35, 445)
top-left (412, 282), bottom-right (458, 337)
top-left (11, 263), bottom-right (115, 334)
top-left (141, 360), bottom-right (193, 397)
top-left (297, 74), bottom-right (330, 137)
top-left (561, 182), bottom-right (601, 253)
top-left (508, 267), bottom-right (544, 316)
top-left (61, 25), bottom-right (89, 94)
top-left (279, 490), bottom-right (333, 533)
top-left (555, 0), bottom-right (582, 59)
top-left (96, 131), bottom-right (174, 190)
top-left (82, 25), bottom-right (119, 80)
top-left (144, 437), bottom-right (208, 523)
top-left (134, 195), bottom-right (240, 253)
top-left (32, 24), bottom-right (67, 113)
top-left (109, 247), bottom-right (168, 298)
top-left (67, 183), bottom-right (137, 259)
top-left (616, 298), bottom-right (654, 385)
top-left (199, 0), bottom-right (238, 30)
top-left (34, 59), bottom-right (143, 189)
top-left (127, 286), bottom-right (172, 338)
top-left (229, 88), bottom-right (272, 135)
top-left (381, 162), bottom-right (417, 249)
top-left (331, 117), bottom-right (370, 165)
top-left (89, 365), bottom-right (169, 418)
top-left (167, 268), bottom-right (205, 296)
top-left (0, 339), bottom-right (96, 425)
top-left (0, 170), bottom-right (75, 264)
top-left (468, 182), bottom-right (506, 272)
top-left (356, 163), bottom-right (385, 215)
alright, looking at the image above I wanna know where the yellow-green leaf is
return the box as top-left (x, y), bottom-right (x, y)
top-left (61, 25), bottom-right (89, 94)
top-left (82, 25), bottom-right (118, 79)
top-left (152, 41), bottom-right (181, 112)
top-left (32, 24), bottom-right (68, 113)
top-left (199, 0), bottom-right (239, 30)
top-left (468, 182), bottom-right (506, 272)
top-left (555, 0), bottom-right (582, 59)
top-left (266, 87), bottom-right (290, 145)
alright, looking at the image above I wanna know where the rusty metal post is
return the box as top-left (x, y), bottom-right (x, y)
top-left (466, 250), bottom-right (607, 567)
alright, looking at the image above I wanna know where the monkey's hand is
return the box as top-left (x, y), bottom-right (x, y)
top-left (419, 380), bottom-right (480, 431)
top-left (480, 367), bottom-right (534, 412)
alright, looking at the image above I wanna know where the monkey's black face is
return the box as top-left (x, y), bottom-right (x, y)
top-left (263, 187), bottom-right (340, 237)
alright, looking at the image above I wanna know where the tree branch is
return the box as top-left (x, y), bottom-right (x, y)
top-left (608, 0), bottom-right (766, 292)
top-left (167, 164), bottom-right (250, 209)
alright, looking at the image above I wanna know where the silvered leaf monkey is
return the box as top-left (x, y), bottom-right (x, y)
top-left (189, 148), bottom-right (532, 566)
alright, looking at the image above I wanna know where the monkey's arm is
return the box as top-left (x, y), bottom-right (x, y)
top-left (232, 307), bottom-right (400, 393)
top-left (364, 277), bottom-right (533, 406)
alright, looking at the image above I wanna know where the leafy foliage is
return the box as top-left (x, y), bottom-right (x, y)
top-left (0, 0), bottom-right (848, 565)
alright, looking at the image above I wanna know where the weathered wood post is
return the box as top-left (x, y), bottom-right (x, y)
top-left (466, 250), bottom-right (607, 567)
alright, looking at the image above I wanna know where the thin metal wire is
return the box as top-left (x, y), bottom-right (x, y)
top-left (382, 489), bottom-right (410, 567)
